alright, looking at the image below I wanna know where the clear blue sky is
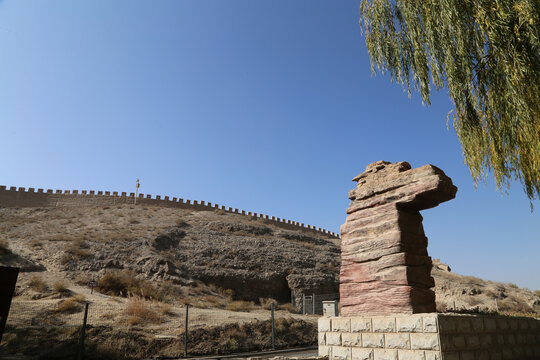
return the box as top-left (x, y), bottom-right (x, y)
top-left (1, 1), bottom-right (538, 290)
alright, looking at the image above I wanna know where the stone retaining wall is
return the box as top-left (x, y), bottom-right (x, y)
top-left (318, 313), bottom-right (540, 360)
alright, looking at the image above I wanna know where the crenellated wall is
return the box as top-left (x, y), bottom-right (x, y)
top-left (0, 185), bottom-right (339, 238)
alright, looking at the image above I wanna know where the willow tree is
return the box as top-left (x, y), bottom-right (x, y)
top-left (359, 0), bottom-right (540, 201)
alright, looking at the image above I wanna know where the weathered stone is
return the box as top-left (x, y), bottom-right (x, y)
top-left (373, 349), bottom-right (398, 360)
top-left (333, 318), bottom-right (351, 332)
top-left (363, 333), bottom-right (384, 348)
top-left (351, 317), bottom-right (372, 332)
top-left (319, 332), bottom-right (326, 345)
top-left (352, 348), bottom-right (373, 360)
top-left (423, 316), bottom-right (438, 333)
top-left (410, 333), bottom-right (440, 350)
top-left (385, 333), bottom-right (410, 349)
top-left (398, 350), bottom-right (426, 360)
top-left (373, 317), bottom-right (396, 332)
top-left (340, 161), bottom-right (456, 315)
top-left (319, 318), bottom-right (332, 332)
top-left (318, 345), bottom-right (331, 357)
top-left (333, 346), bottom-right (351, 360)
top-left (342, 332), bottom-right (362, 347)
top-left (326, 332), bottom-right (341, 346)
top-left (397, 316), bottom-right (423, 333)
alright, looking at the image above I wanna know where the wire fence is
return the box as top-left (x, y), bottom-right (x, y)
top-left (1, 294), bottom-right (338, 359)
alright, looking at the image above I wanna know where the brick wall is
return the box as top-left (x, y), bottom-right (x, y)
top-left (318, 313), bottom-right (540, 360)
top-left (0, 186), bottom-right (339, 238)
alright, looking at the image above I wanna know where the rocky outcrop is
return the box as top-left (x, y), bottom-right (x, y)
top-left (340, 161), bottom-right (457, 316)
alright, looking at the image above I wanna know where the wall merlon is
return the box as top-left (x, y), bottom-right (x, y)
top-left (0, 185), bottom-right (339, 238)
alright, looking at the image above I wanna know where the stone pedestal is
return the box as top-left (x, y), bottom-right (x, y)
top-left (340, 161), bottom-right (457, 316)
top-left (318, 314), bottom-right (540, 360)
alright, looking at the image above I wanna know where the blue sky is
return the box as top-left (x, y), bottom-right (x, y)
top-left (1, 1), bottom-right (538, 290)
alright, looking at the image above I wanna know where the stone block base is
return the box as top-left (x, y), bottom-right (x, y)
top-left (318, 313), bottom-right (540, 360)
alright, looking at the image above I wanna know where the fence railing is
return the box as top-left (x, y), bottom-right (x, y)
top-left (1, 298), bottom-right (322, 359)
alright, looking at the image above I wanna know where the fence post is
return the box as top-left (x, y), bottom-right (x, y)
top-left (271, 303), bottom-right (275, 350)
top-left (312, 293), bottom-right (316, 315)
top-left (77, 302), bottom-right (89, 360)
top-left (291, 291), bottom-right (294, 307)
top-left (302, 294), bottom-right (305, 315)
top-left (184, 304), bottom-right (189, 357)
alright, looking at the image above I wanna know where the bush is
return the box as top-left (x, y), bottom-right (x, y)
top-left (259, 297), bottom-right (278, 310)
top-left (56, 296), bottom-right (85, 313)
top-left (97, 270), bottom-right (161, 300)
top-left (29, 275), bottom-right (48, 293)
top-left (124, 299), bottom-right (161, 325)
top-left (53, 281), bottom-right (69, 293)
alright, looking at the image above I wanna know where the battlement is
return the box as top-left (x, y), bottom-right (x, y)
top-left (0, 185), bottom-right (339, 238)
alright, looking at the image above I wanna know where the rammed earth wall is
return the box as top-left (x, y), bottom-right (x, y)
top-left (0, 186), bottom-right (339, 238)
top-left (318, 313), bottom-right (540, 360)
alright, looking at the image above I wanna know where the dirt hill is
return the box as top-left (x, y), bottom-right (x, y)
top-left (1, 203), bottom-right (538, 314)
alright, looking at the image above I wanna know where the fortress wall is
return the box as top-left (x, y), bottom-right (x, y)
top-left (0, 186), bottom-right (339, 238)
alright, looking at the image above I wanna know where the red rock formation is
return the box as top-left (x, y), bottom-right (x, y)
top-left (340, 161), bottom-right (457, 316)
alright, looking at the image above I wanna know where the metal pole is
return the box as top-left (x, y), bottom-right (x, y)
top-left (271, 303), bottom-right (275, 350)
top-left (184, 304), bottom-right (189, 357)
top-left (291, 291), bottom-right (294, 307)
top-left (77, 302), bottom-right (89, 360)
top-left (312, 293), bottom-right (315, 315)
top-left (302, 294), bottom-right (305, 315)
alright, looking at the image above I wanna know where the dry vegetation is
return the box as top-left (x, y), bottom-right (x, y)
top-left (1, 203), bottom-right (538, 359)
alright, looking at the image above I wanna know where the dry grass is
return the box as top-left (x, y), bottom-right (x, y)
top-left (29, 275), bottom-right (48, 293)
top-left (56, 295), bottom-right (86, 313)
top-left (225, 300), bottom-right (256, 312)
top-left (124, 299), bottom-right (161, 325)
top-left (53, 281), bottom-right (69, 293)
top-left (97, 270), bottom-right (162, 300)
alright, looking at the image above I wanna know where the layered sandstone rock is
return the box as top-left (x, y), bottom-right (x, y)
top-left (340, 161), bottom-right (457, 316)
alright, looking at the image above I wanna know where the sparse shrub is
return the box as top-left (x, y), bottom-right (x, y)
top-left (56, 296), bottom-right (85, 313)
top-left (97, 270), bottom-right (161, 300)
top-left (63, 239), bottom-right (91, 261)
top-left (53, 281), bottom-right (68, 293)
top-left (225, 300), bottom-right (256, 312)
top-left (124, 299), bottom-right (161, 324)
top-left (158, 303), bottom-right (173, 316)
top-left (214, 209), bottom-right (226, 215)
top-left (29, 275), bottom-right (48, 293)
top-left (129, 218), bottom-right (140, 224)
top-left (176, 219), bottom-right (189, 227)
top-left (259, 297), bottom-right (278, 310)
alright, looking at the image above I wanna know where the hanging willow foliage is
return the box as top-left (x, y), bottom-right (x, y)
top-left (359, 0), bottom-right (540, 201)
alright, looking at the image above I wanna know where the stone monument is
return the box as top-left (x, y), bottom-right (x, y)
top-left (340, 160), bottom-right (456, 316)
top-left (319, 161), bottom-right (540, 360)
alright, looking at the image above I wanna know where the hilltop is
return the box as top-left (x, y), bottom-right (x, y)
top-left (1, 203), bottom-right (538, 314)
